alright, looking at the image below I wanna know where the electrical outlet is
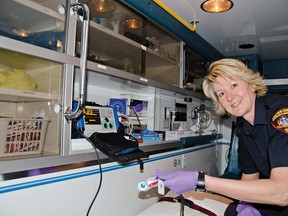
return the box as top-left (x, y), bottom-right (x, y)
top-left (182, 154), bottom-right (187, 169)
top-left (164, 107), bottom-right (170, 119)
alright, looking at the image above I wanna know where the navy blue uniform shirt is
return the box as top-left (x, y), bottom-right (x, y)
top-left (238, 93), bottom-right (288, 178)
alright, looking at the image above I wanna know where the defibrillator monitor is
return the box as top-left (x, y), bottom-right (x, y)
top-left (83, 106), bottom-right (118, 136)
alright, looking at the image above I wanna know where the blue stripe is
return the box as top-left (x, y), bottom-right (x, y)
top-left (0, 143), bottom-right (224, 194)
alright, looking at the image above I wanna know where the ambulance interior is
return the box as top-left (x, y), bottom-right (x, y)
top-left (0, 0), bottom-right (287, 216)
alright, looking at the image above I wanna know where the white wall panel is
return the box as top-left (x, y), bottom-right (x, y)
top-left (0, 145), bottom-right (218, 216)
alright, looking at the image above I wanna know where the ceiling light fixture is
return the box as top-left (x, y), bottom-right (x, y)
top-left (201, 0), bottom-right (233, 13)
top-left (87, 0), bottom-right (116, 13)
top-left (12, 28), bottom-right (30, 37)
top-left (121, 19), bottom-right (144, 29)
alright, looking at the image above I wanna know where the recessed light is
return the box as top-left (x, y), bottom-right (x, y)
top-left (239, 43), bottom-right (255, 49)
top-left (201, 0), bottom-right (233, 13)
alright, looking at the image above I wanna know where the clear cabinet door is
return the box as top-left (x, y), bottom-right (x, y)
top-left (0, 0), bottom-right (67, 52)
top-left (144, 21), bottom-right (180, 87)
top-left (79, 0), bottom-right (180, 86)
top-left (0, 49), bottom-right (62, 159)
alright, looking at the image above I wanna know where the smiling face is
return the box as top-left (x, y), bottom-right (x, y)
top-left (212, 76), bottom-right (257, 124)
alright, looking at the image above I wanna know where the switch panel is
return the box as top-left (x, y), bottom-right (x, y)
top-left (182, 154), bottom-right (187, 169)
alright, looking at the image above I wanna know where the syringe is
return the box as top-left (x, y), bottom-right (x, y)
top-left (138, 176), bottom-right (159, 191)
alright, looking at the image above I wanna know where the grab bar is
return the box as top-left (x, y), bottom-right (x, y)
top-left (65, 3), bottom-right (90, 121)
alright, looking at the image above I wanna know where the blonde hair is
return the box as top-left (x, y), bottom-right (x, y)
top-left (202, 58), bottom-right (267, 115)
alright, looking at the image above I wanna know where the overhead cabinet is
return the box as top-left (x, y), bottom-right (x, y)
top-left (0, 0), bottom-right (66, 52)
top-left (0, 0), bottom-right (67, 164)
top-left (78, 0), bottom-right (181, 87)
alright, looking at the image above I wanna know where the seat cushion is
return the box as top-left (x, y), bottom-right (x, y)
top-left (137, 190), bottom-right (232, 216)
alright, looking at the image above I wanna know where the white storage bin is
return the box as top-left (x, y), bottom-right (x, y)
top-left (0, 118), bottom-right (49, 157)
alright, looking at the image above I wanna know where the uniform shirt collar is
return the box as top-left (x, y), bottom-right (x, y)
top-left (243, 96), bottom-right (267, 134)
top-left (254, 96), bottom-right (267, 125)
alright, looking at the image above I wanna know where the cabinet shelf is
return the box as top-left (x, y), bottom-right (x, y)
top-left (0, 0), bottom-right (66, 52)
top-left (0, 88), bottom-right (59, 103)
top-left (14, 0), bottom-right (65, 21)
top-left (1, 0), bottom-right (65, 30)
top-left (86, 22), bottom-right (142, 67)
top-left (80, 21), bottom-right (178, 72)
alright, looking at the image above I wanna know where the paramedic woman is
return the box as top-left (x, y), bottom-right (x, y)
top-left (156, 58), bottom-right (288, 215)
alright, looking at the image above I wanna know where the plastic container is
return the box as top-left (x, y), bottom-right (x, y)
top-left (0, 118), bottom-right (49, 157)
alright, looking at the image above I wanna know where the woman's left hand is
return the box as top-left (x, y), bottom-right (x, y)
top-left (236, 201), bottom-right (261, 216)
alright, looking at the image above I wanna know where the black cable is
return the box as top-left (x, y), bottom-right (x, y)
top-left (180, 194), bottom-right (185, 216)
top-left (72, 124), bottom-right (103, 216)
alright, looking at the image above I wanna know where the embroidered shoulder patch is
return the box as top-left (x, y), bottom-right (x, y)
top-left (271, 107), bottom-right (288, 134)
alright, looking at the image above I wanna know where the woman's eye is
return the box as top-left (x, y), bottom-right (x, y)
top-left (231, 83), bottom-right (237, 89)
top-left (218, 92), bottom-right (224, 98)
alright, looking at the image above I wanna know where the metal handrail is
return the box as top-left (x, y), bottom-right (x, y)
top-left (64, 2), bottom-right (89, 121)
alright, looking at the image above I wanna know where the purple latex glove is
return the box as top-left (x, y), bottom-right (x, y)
top-left (236, 201), bottom-right (261, 216)
top-left (156, 169), bottom-right (198, 194)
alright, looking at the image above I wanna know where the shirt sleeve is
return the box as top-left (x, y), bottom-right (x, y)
top-left (268, 110), bottom-right (288, 169)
